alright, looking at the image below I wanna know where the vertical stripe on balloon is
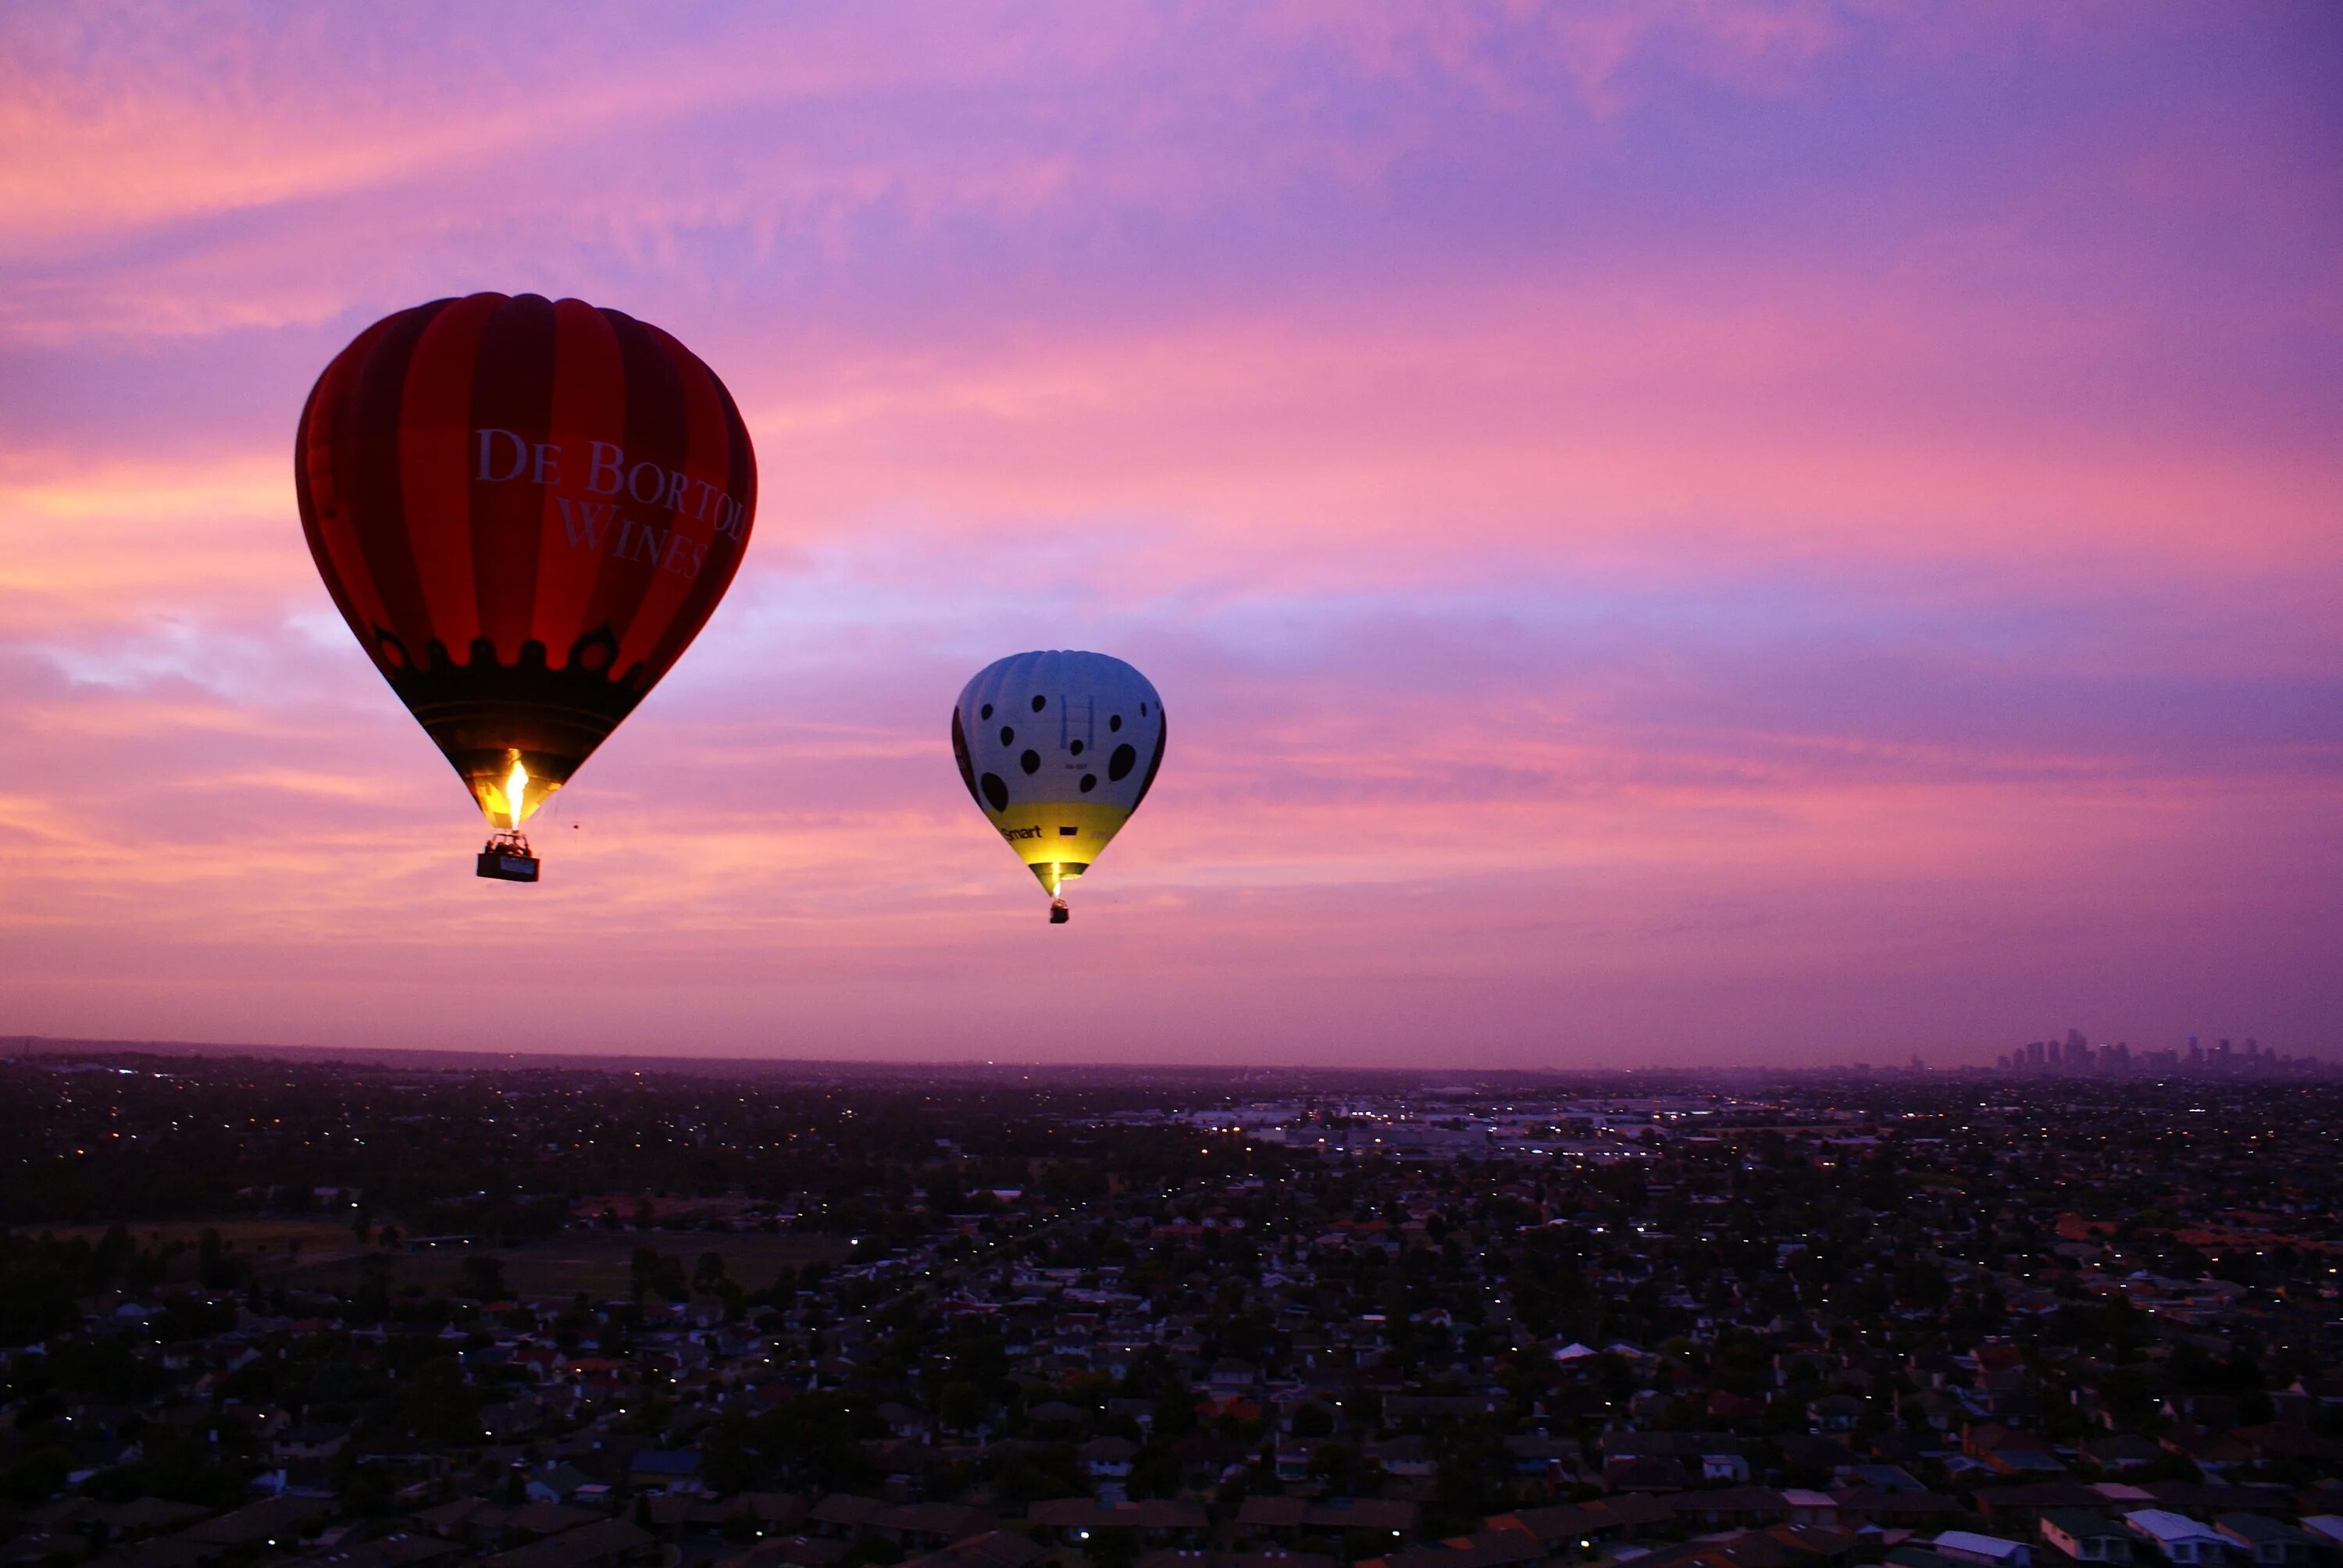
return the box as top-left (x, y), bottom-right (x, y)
top-left (341, 301), bottom-right (443, 661)
top-left (298, 314), bottom-right (403, 657)
top-left (530, 298), bottom-right (626, 668)
top-left (467, 294), bottom-right (558, 664)
top-left (620, 322), bottom-right (730, 681)
top-left (641, 348), bottom-right (758, 682)
top-left (586, 310), bottom-right (688, 682)
top-left (398, 292), bottom-right (496, 656)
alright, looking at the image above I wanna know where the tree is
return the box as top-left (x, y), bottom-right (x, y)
top-left (937, 1381), bottom-right (986, 1434)
top-left (461, 1255), bottom-right (508, 1300)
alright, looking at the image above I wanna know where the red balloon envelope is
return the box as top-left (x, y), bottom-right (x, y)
top-left (294, 293), bottom-right (756, 868)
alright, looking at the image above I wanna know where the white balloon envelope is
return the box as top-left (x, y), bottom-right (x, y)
top-left (951, 650), bottom-right (1166, 920)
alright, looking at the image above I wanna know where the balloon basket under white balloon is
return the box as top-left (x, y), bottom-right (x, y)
top-left (476, 831), bottom-right (541, 883)
top-left (1049, 898), bottom-right (1070, 925)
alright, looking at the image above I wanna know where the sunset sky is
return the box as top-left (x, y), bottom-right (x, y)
top-left (2, 2), bottom-right (2337, 1066)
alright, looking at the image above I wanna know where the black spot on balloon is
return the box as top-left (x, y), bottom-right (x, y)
top-left (1080, 774), bottom-right (1097, 793)
top-left (1020, 749), bottom-right (1041, 775)
top-left (980, 773), bottom-right (1008, 811)
top-left (1032, 694), bottom-right (1046, 712)
top-left (1139, 702), bottom-right (1149, 715)
top-left (1108, 714), bottom-right (1122, 732)
top-left (1069, 739), bottom-right (1084, 756)
top-left (999, 726), bottom-right (1015, 746)
top-left (980, 703), bottom-right (993, 720)
top-left (1107, 743), bottom-right (1137, 782)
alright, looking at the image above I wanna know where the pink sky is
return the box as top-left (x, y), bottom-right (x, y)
top-left (2, 2), bottom-right (2337, 1066)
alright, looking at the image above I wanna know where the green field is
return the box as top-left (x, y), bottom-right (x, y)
top-left (297, 1231), bottom-right (851, 1298)
top-left (35, 1220), bottom-right (847, 1299)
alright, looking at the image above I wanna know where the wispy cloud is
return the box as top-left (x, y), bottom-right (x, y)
top-left (1, 2), bottom-right (2336, 1061)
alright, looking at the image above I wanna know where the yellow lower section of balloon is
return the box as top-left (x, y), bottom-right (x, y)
top-left (467, 750), bottom-right (562, 831)
top-left (982, 800), bottom-right (1134, 896)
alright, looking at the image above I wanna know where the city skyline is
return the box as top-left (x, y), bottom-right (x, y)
top-left (2, 4), bottom-right (2338, 1064)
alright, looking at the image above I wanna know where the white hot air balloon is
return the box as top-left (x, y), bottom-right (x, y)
top-left (950, 650), bottom-right (1166, 922)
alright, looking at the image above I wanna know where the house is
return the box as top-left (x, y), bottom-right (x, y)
top-left (1236, 1499), bottom-right (1311, 1538)
top-left (1887, 1550), bottom-right (1966, 1568)
top-left (2122, 1513), bottom-right (2226, 1566)
top-left (273, 1424), bottom-right (349, 1462)
top-left (1810, 1395), bottom-right (1866, 1433)
top-left (184, 1498), bottom-right (336, 1548)
top-left (480, 1399), bottom-right (547, 1442)
top-left (905, 1533), bottom-right (1047, 1568)
top-left (1670, 1490), bottom-right (1792, 1531)
top-left (1767, 1523), bottom-right (1860, 1567)
top-left (1606, 1456), bottom-right (1688, 1493)
top-left (1353, 1532), bottom-right (1541, 1568)
top-left (868, 1505), bottom-right (1000, 1550)
top-left (1482, 1495), bottom-right (1672, 1550)
top-left (641, 1495), bottom-right (732, 1537)
top-left (1236, 1497), bottom-right (1425, 1541)
top-left (480, 1517), bottom-right (655, 1568)
top-left (2137, 1485), bottom-right (2287, 1521)
top-left (1500, 1433), bottom-right (1574, 1488)
top-left (1080, 1437), bottom-right (1138, 1480)
top-left (1028, 1500), bottom-right (1207, 1546)
top-left (1934, 1532), bottom-right (2032, 1568)
top-left (626, 1450), bottom-right (704, 1495)
top-left (876, 1404), bottom-right (934, 1441)
top-left (1207, 1362), bottom-right (1260, 1399)
top-left (1972, 1486), bottom-right (2113, 1529)
top-left (1296, 1500), bottom-right (1418, 1539)
top-left (2039, 1513), bottom-right (2131, 1564)
top-left (1372, 1435), bottom-right (1435, 1480)
top-left (525, 1465), bottom-right (594, 1505)
top-left (2214, 1516), bottom-right (2315, 1568)
top-left (1973, 1347), bottom-right (2027, 1379)
top-left (1830, 1489), bottom-right (1963, 1530)
top-left (297, 1534), bottom-right (460, 1568)
top-left (1966, 1426), bottom-right (2059, 1470)
top-left (1139, 1554), bottom-right (1335, 1568)
top-left (413, 1502), bottom-right (600, 1548)
top-left (2077, 1437), bottom-right (2160, 1474)
top-left (731, 1495), bottom-right (810, 1533)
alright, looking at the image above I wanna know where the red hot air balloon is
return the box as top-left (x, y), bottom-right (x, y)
top-left (294, 293), bottom-right (756, 880)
